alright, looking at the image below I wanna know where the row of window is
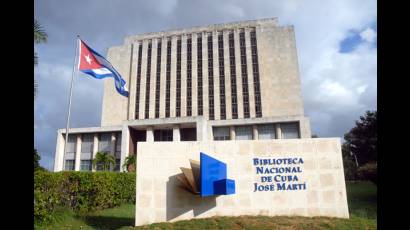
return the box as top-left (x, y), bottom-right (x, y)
top-left (239, 32), bottom-right (250, 118)
top-left (218, 34), bottom-right (226, 120)
top-left (176, 39), bottom-right (182, 117)
top-left (208, 35), bottom-right (215, 120)
top-left (197, 36), bottom-right (204, 116)
top-left (213, 122), bottom-right (300, 141)
top-left (165, 40), bottom-right (172, 117)
top-left (250, 31), bottom-right (262, 117)
top-left (187, 38), bottom-right (192, 116)
top-left (134, 28), bottom-right (261, 120)
top-left (64, 159), bottom-right (121, 171)
top-left (155, 42), bottom-right (162, 118)
top-left (64, 133), bottom-right (121, 171)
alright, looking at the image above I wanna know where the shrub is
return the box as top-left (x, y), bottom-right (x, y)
top-left (357, 162), bottom-right (377, 185)
top-left (34, 171), bottom-right (135, 224)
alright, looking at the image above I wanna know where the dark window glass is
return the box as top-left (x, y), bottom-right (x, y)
top-left (165, 40), bottom-right (171, 117)
top-left (250, 30), bottom-right (263, 117)
top-left (229, 32), bottom-right (238, 119)
top-left (135, 43), bottom-right (143, 119)
top-left (155, 41), bottom-right (162, 118)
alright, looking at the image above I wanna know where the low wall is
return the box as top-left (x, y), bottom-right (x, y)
top-left (135, 138), bottom-right (349, 226)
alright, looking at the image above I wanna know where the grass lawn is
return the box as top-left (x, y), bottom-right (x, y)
top-left (35, 181), bottom-right (377, 230)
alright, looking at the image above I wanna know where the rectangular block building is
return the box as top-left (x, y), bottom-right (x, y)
top-left (53, 18), bottom-right (312, 172)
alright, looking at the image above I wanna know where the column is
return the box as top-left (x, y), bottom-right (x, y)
top-left (139, 40), bottom-right (147, 119)
top-left (191, 33), bottom-right (198, 116)
top-left (202, 32), bottom-right (209, 119)
top-left (111, 133), bottom-right (116, 155)
top-left (230, 126), bottom-right (236, 140)
top-left (147, 126), bottom-right (154, 142)
top-left (159, 37), bottom-right (167, 118)
top-left (276, 123), bottom-right (282, 139)
top-left (149, 39), bottom-right (158, 119)
top-left (252, 125), bottom-right (258, 140)
top-left (173, 125), bottom-right (180, 142)
top-left (128, 43), bottom-right (138, 120)
top-left (74, 134), bottom-right (81, 171)
top-left (53, 131), bottom-right (65, 172)
top-left (120, 126), bottom-right (130, 172)
top-left (92, 133), bottom-right (98, 172)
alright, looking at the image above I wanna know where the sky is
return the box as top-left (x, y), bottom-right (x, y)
top-left (34, 0), bottom-right (377, 171)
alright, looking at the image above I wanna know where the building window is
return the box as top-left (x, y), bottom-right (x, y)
top-left (114, 159), bottom-right (121, 172)
top-left (155, 41), bottom-right (162, 118)
top-left (115, 133), bottom-right (122, 159)
top-left (235, 126), bottom-right (253, 140)
top-left (208, 35), bottom-right (214, 120)
top-left (165, 39), bottom-right (172, 117)
top-left (98, 133), bottom-right (112, 153)
top-left (229, 32), bottom-right (238, 119)
top-left (135, 43), bottom-right (143, 119)
top-left (197, 34), bottom-right (203, 116)
top-left (218, 33), bottom-right (226, 120)
top-left (239, 31), bottom-right (250, 118)
top-left (64, 134), bottom-right (76, 165)
top-left (145, 42), bottom-right (152, 119)
top-left (176, 39), bottom-right (182, 117)
top-left (154, 129), bottom-right (173, 142)
top-left (213, 126), bottom-right (230, 140)
top-left (81, 134), bottom-right (93, 162)
top-left (180, 128), bottom-right (197, 141)
top-left (250, 29), bottom-right (263, 117)
top-left (281, 122), bottom-right (300, 139)
top-left (187, 37), bottom-right (192, 116)
top-left (258, 124), bottom-right (276, 139)
top-left (65, 160), bottom-right (75, 171)
top-left (80, 160), bottom-right (92, 171)
top-left (96, 162), bottom-right (104, 171)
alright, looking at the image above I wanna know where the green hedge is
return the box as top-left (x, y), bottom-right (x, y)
top-left (34, 171), bottom-right (135, 223)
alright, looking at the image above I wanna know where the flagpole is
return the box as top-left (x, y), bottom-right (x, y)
top-left (63, 35), bottom-right (80, 170)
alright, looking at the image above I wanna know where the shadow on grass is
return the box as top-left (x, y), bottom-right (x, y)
top-left (80, 216), bottom-right (134, 230)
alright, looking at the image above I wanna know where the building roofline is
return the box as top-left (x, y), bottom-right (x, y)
top-left (122, 17), bottom-right (279, 45)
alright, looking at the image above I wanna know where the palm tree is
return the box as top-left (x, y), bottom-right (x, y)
top-left (122, 154), bottom-right (136, 172)
top-left (34, 18), bottom-right (47, 98)
top-left (93, 152), bottom-right (116, 171)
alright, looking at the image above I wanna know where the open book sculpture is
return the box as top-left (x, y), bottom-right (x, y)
top-left (177, 152), bottom-right (235, 197)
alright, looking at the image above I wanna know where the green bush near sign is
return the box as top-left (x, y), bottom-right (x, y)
top-left (34, 171), bottom-right (135, 224)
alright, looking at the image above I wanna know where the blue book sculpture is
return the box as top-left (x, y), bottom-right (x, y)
top-left (200, 152), bottom-right (235, 197)
top-left (177, 152), bottom-right (236, 197)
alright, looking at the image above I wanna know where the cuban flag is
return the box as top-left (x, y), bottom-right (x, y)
top-left (78, 39), bottom-right (129, 97)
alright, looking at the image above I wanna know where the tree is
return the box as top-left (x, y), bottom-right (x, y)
top-left (341, 143), bottom-right (358, 181)
top-left (34, 148), bottom-right (46, 171)
top-left (92, 152), bottom-right (115, 171)
top-left (123, 154), bottom-right (136, 172)
top-left (344, 110), bottom-right (377, 166)
top-left (34, 19), bottom-right (48, 98)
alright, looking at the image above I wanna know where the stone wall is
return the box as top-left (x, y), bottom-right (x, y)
top-left (135, 138), bottom-right (349, 226)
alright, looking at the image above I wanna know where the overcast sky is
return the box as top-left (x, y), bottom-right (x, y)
top-left (34, 0), bottom-right (377, 170)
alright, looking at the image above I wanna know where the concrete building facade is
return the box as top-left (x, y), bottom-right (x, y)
top-left (54, 18), bottom-right (312, 172)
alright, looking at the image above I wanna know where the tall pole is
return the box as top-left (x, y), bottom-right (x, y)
top-left (62, 35), bottom-right (80, 170)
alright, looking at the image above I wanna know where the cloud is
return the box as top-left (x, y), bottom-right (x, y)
top-left (35, 0), bottom-right (376, 170)
top-left (360, 27), bottom-right (377, 43)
